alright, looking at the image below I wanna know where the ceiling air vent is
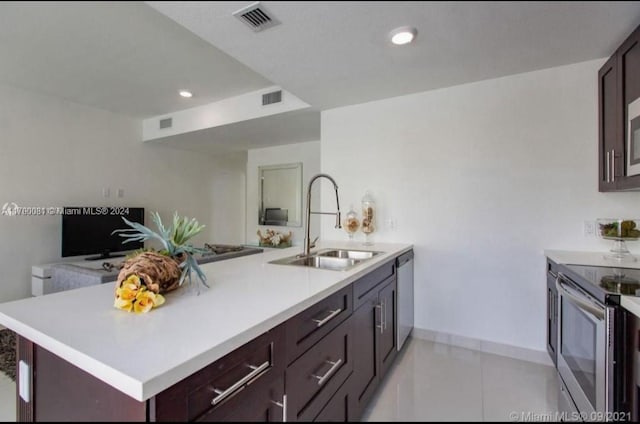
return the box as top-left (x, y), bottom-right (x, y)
top-left (262, 90), bottom-right (282, 106)
top-left (233, 2), bottom-right (280, 32)
top-left (159, 118), bottom-right (173, 129)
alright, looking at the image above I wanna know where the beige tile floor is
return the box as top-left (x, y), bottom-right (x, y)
top-left (0, 337), bottom-right (557, 422)
top-left (362, 337), bottom-right (559, 422)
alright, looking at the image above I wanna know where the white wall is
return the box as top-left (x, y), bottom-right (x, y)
top-left (0, 83), bottom-right (245, 302)
top-left (246, 141), bottom-right (321, 246)
top-left (208, 151), bottom-right (247, 245)
top-left (320, 59), bottom-right (640, 353)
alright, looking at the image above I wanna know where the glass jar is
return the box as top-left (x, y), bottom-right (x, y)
top-left (343, 205), bottom-right (360, 239)
top-left (361, 191), bottom-right (375, 245)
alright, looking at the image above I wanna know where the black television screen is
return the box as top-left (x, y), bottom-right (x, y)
top-left (61, 207), bottom-right (144, 260)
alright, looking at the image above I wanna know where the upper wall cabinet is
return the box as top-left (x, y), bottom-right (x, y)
top-left (599, 24), bottom-right (640, 192)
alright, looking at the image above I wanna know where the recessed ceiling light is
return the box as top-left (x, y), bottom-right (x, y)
top-left (389, 26), bottom-right (417, 45)
top-left (179, 90), bottom-right (193, 98)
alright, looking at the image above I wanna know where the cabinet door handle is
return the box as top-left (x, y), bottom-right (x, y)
top-left (376, 302), bottom-right (384, 334)
top-left (382, 299), bottom-right (386, 332)
top-left (547, 290), bottom-right (550, 321)
top-left (611, 149), bottom-right (616, 182)
top-left (271, 394), bottom-right (287, 422)
top-left (312, 308), bottom-right (342, 327)
top-left (606, 151), bottom-right (610, 183)
top-left (211, 360), bottom-right (270, 406)
top-left (384, 299), bottom-right (388, 331)
top-left (311, 358), bottom-right (343, 386)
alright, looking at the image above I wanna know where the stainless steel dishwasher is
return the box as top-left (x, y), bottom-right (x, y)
top-left (397, 250), bottom-right (414, 350)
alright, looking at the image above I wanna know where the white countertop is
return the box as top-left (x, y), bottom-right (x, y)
top-left (621, 297), bottom-right (640, 319)
top-left (545, 249), bottom-right (640, 318)
top-left (0, 241), bottom-right (411, 402)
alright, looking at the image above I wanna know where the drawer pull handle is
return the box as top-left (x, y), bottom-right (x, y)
top-left (376, 302), bottom-right (384, 334)
top-left (211, 360), bottom-right (270, 406)
top-left (311, 358), bottom-right (343, 386)
top-left (312, 308), bottom-right (342, 327)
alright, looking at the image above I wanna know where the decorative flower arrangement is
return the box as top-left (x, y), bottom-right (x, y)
top-left (112, 212), bottom-right (208, 314)
top-left (257, 228), bottom-right (293, 247)
top-left (114, 274), bottom-right (165, 314)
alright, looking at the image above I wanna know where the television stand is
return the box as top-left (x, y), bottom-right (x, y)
top-left (84, 252), bottom-right (125, 261)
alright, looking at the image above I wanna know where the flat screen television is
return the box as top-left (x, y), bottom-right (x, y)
top-left (61, 207), bottom-right (144, 260)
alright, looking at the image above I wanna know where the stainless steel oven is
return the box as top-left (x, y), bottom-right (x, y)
top-left (556, 272), bottom-right (615, 416)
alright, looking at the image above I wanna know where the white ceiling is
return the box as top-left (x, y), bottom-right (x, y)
top-left (153, 109), bottom-right (320, 153)
top-left (149, 1), bottom-right (640, 110)
top-left (0, 1), bottom-right (272, 117)
top-left (3, 1), bottom-right (639, 153)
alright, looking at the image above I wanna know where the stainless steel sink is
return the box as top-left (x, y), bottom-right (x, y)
top-left (269, 249), bottom-right (383, 271)
top-left (315, 249), bottom-right (382, 260)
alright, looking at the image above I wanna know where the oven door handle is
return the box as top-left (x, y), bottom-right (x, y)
top-left (556, 273), bottom-right (605, 321)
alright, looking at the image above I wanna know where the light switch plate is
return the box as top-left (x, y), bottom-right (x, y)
top-left (19, 360), bottom-right (30, 402)
top-left (584, 220), bottom-right (595, 237)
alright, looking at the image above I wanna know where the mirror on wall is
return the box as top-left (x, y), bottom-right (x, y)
top-left (259, 163), bottom-right (303, 227)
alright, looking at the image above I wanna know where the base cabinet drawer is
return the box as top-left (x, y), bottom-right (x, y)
top-left (154, 324), bottom-right (285, 422)
top-left (286, 285), bottom-right (353, 365)
top-left (353, 260), bottom-right (395, 309)
top-left (286, 317), bottom-right (353, 422)
top-left (313, 379), bottom-right (351, 422)
top-left (196, 376), bottom-right (285, 422)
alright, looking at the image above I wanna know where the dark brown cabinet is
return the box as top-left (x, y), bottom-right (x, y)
top-left (599, 55), bottom-right (622, 191)
top-left (154, 324), bottom-right (286, 422)
top-left (285, 317), bottom-right (353, 422)
top-left (20, 324), bottom-right (288, 422)
top-left (285, 284), bottom-right (353, 365)
top-left (349, 265), bottom-right (398, 421)
top-left (350, 285), bottom-right (381, 420)
top-left (546, 260), bottom-right (558, 366)
top-left (598, 23), bottom-right (640, 192)
top-left (378, 278), bottom-right (398, 377)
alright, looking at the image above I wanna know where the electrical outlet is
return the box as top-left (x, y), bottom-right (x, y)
top-left (102, 187), bottom-right (110, 198)
top-left (584, 220), bottom-right (596, 237)
top-left (117, 188), bottom-right (124, 198)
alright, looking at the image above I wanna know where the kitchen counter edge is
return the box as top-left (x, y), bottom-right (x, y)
top-left (544, 249), bottom-right (640, 319)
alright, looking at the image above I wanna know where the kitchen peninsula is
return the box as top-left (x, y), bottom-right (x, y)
top-left (0, 241), bottom-right (412, 421)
